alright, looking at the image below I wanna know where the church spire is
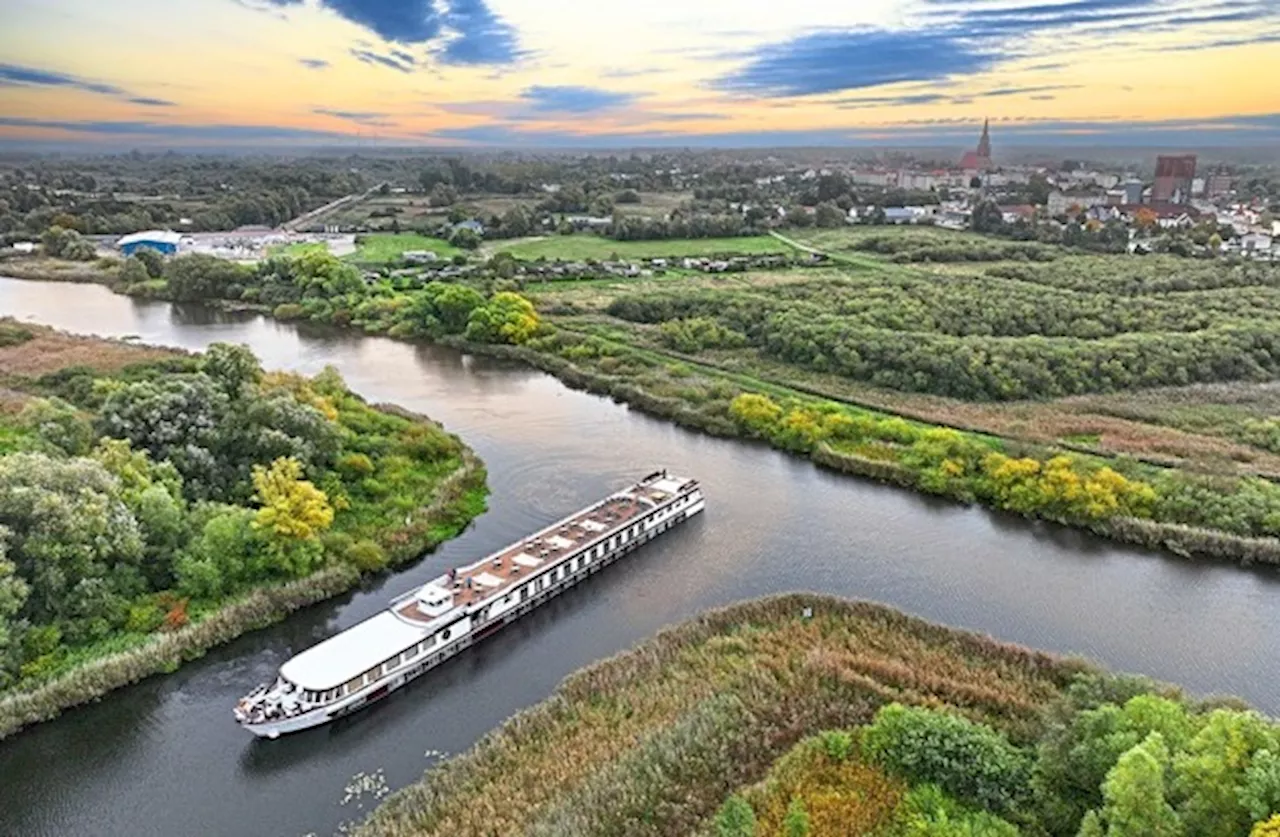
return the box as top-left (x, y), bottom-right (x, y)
top-left (976, 118), bottom-right (991, 160)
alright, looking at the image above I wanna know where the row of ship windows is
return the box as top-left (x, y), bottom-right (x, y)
top-left (304, 627), bottom-right (460, 704)
top-left (301, 494), bottom-right (695, 704)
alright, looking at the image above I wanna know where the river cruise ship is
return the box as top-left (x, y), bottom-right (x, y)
top-left (234, 470), bottom-right (704, 738)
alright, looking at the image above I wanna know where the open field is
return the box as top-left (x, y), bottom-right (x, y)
top-left (349, 233), bottom-right (461, 263)
top-left (496, 234), bottom-right (794, 261)
top-left (267, 241), bottom-right (329, 258)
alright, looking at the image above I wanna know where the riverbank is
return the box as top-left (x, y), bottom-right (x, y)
top-left (0, 323), bottom-right (488, 739)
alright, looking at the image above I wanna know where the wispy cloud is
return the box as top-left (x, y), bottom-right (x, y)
top-left (520, 85), bottom-right (640, 113)
top-left (714, 0), bottom-right (1280, 97)
top-left (0, 116), bottom-right (351, 143)
top-left (127, 97), bottom-right (178, 107)
top-left (0, 63), bottom-right (125, 96)
top-left (350, 47), bottom-right (414, 72)
top-left (313, 107), bottom-right (393, 126)
top-left (715, 30), bottom-right (996, 96)
top-left (298, 58), bottom-right (330, 69)
top-left (1, 62), bottom-right (177, 108)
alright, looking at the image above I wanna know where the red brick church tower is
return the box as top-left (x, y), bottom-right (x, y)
top-left (960, 119), bottom-right (993, 171)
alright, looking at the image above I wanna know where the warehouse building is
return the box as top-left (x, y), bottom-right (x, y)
top-left (118, 230), bottom-right (183, 256)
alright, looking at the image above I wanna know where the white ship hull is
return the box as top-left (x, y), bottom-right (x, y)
top-left (238, 473), bottom-right (704, 738)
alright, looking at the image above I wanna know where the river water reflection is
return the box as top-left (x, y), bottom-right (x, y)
top-left (1, 277), bottom-right (1278, 837)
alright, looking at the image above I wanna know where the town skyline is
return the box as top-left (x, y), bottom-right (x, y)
top-left (1, 0), bottom-right (1278, 148)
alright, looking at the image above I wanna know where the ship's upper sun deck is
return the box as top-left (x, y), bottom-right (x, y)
top-left (394, 487), bottom-right (676, 625)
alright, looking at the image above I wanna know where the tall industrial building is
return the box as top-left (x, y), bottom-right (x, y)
top-left (1152, 154), bottom-right (1196, 203)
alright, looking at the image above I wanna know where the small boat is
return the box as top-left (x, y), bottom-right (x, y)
top-left (234, 470), bottom-right (705, 738)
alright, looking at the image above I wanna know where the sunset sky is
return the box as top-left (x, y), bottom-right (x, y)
top-left (1, 0), bottom-right (1277, 148)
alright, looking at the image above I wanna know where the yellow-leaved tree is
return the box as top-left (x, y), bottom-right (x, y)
top-left (251, 456), bottom-right (334, 577)
top-left (1253, 814), bottom-right (1280, 837)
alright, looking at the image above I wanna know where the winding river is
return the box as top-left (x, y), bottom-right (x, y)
top-left (2, 276), bottom-right (1278, 837)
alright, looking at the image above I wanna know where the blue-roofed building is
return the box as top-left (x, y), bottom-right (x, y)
top-left (118, 230), bottom-right (182, 256)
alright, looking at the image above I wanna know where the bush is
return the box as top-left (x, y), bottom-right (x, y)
top-left (862, 703), bottom-right (1032, 815)
top-left (124, 601), bottom-right (165, 633)
top-left (337, 452), bottom-right (376, 479)
top-left (347, 539), bottom-right (389, 573)
top-left (714, 795), bottom-right (757, 837)
top-left (820, 729), bottom-right (856, 762)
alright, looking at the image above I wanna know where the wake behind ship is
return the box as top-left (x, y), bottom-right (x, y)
top-left (234, 470), bottom-right (704, 738)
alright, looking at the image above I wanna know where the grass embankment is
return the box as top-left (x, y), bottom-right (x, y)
top-left (494, 235), bottom-right (793, 261)
top-left (0, 323), bottom-right (488, 739)
top-left (355, 593), bottom-right (1084, 837)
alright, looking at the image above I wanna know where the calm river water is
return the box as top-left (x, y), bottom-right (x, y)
top-left (1, 276), bottom-right (1278, 837)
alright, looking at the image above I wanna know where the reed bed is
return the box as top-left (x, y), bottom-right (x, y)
top-left (700, 733), bottom-right (907, 837)
top-left (0, 452), bottom-right (485, 741)
top-left (356, 594), bottom-right (1087, 837)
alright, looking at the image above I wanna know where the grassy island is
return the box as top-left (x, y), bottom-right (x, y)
top-left (356, 594), bottom-right (1280, 837)
top-left (0, 320), bottom-right (487, 738)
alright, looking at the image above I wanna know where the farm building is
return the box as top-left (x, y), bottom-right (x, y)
top-left (118, 230), bottom-right (182, 256)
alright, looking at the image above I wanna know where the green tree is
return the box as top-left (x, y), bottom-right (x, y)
top-left (863, 703), bottom-right (1033, 815)
top-left (96, 374), bottom-right (230, 498)
top-left (201, 342), bottom-right (263, 398)
top-left (449, 226), bottom-right (482, 250)
top-left (119, 255), bottom-right (150, 286)
top-left (1034, 693), bottom-right (1197, 834)
top-left (814, 201), bottom-right (846, 228)
top-left (464, 292), bottom-right (541, 344)
top-left (1096, 733), bottom-right (1183, 837)
top-left (425, 282), bottom-right (485, 333)
top-left (175, 505), bottom-right (262, 598)
top-left (714, 794), bottom-right (757, 837)
top-left (783, 797), bottom-right (811, 837)
top-left (164, 253), bottom-right (252, 301)
top-left (251, 456), bottom-right (334, 577)
top-left (0, 527), bottom-right (31, 688)
top-left (1173, 709), bottom-right (1280, 836)
top-left (18, 396), bottom-right (94, 455)
top-left (133, 246), bottom-right (165, 278)
top-left (0, 453), bottom-right (144, 624)
top-left (1240, 749), bottom-right (1280, 825)
top-left (41, 225), bottom-right (74, 257)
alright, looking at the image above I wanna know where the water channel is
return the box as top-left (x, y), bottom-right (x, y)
top-left (1, 275), bottom-right (1278, 836)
